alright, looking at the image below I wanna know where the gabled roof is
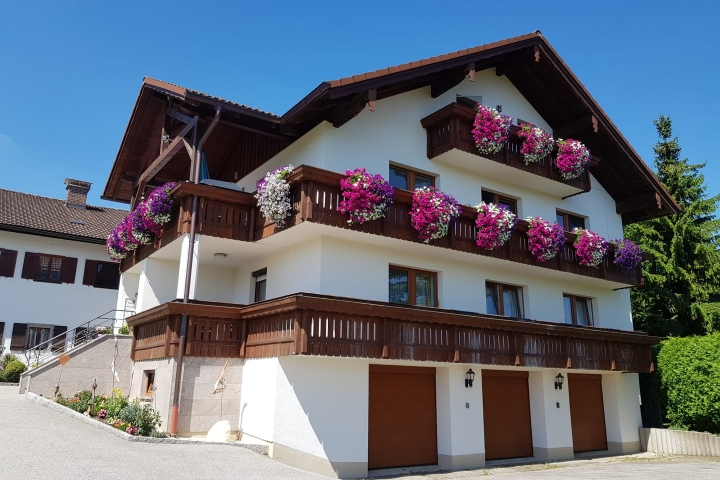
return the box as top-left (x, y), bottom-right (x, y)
top-left (0, 189), bottom-right (127, 244)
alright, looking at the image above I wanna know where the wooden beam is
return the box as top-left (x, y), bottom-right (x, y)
top-left (430, 71), bottom-right (465, 98)
top-left (134, 115), bottom-right (198, 189)
top-left (217, 119), bottom-right (290, 140)
top-left (468, 62), bottom-right (475, 82)
top-left (554, 114), bottom-right (599, 138)
top-left (368, 88), bottom-right (376, 112)
top-left (331, 92), bottom-right (367, 128)
top-left (166, 108), bottom-right (194, 125)
top-left (534, 45), bottom-right (541, 62)
top-left (616, 192), bottom-right (662, 215)
top-left (182, 138), bottom-right (194, 160)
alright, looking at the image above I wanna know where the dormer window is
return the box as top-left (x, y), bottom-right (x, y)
top-left (389, 166), bottom-right (434, 191)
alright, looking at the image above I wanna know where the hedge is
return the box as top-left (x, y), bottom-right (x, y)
top-left (657, 333), bottom-right (720, 434)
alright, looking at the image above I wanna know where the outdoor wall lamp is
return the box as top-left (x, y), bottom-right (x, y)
top-left (465, 368), bottom-right (475, 388)
top-left (555, 373), bottom-right (564, 390)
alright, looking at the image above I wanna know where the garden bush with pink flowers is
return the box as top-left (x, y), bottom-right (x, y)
top-left (525, 217), bottom-right (566, 262)
top-left (472, 104), bottom-right (513, 155)
top-left (337, 168), bottom-right (394, 225)
top-left (573, 228), bottom-right (608, 268)
top-left (410, 187), bottom-right (462, 243)
top-left (517, 123), bottom-right (554, 165)
top-left (555, 139), bottom-right (591, 180)
top-left (474, 202), bottom-right (517, 250)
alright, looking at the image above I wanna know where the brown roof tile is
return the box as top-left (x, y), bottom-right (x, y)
top-left (0, 189), bottom-right (128, 242)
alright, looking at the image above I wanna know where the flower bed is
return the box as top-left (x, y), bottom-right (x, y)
top-left (337, 168), bottom-right (394, 224)
top-left (517, 123), bottom-right (554, 165)
top-left (474, 202), bottom-right (517, 250)
top-left (555, 139), bottom-right (591, 180)
top-left (410, 187), bottom-right (462, 243)
top-left (55, 388), bottom-right (166, 438)
top-left (255, 165), bottom-right (294, 227)
top-left (611, 239), bottom-right (642, 270)
top-left (525, 217), bottom-right (566, 262)
top-left (472, 104), bottom-right (513, 155)
top-left (573, 228), bottom-right (608, 268)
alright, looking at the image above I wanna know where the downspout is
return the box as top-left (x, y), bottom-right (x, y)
top-left (168, 106), bottom-right (222, 435)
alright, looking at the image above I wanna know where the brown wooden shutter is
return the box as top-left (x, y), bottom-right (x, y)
top-left (0, 249), bottom-right (18, 277)
top-left (83, 260), bottom-right (98, 286)
top-left (59, 257), bottom-right (78, 284)
top-left (51, 326), bottom-right (68, 353)
top-left (21, 252), bottom-right (39, 280)
top-left (10, 323), bottom-right (27, 350)
top-left (0, 321), bottom-right (5, 346)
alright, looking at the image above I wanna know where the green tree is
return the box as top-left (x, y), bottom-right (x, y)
top-left (625, 115), bottom-right (720, 337)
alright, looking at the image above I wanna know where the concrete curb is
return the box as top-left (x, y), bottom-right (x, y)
top-left (25, 392), bottom-right (268, 455)
top-left (0, 382), bottom-right (20, 386)
top-left (640, 427), bottom-right (720, 457)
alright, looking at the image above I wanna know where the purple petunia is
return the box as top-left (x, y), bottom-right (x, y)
top-left (337, 168), bottom-right (394, 225)
top-left (555, 139), bottom-right (591, 180)
top-left (573, 228), bottom-right (609, 268)
top-left (472, 104), bottom-right (513, 155)
top-left (142, 182), bottom-right (177, 233)
top-left (410, 187), bottom-right (462, 243)
top-left (610, 239), bottom-right (643, 270)
top-left (474, 202), bottom-right (517, 250)
top-left (525, 217), bottom-right (566, 262)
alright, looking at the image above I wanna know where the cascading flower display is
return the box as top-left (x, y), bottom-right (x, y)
top-left (142, 182), bottom-right (177, 233)
top-left (474, 202), bottom-right (518, 250)
top-left (517, 123), bottom-right (554, 165)
top-left (610, 238), bottom-right (643, 271)
top-left (525, 217), bottom-right (566, 262)
top-left (472, 104), bottom-right (513, 155)
top-left (106, 228), bottom-right (128, 261)
top-left (573, 228), bottom-right (609, 268)
top-left (410, 187), bottom-right (462, 243)
top-left (129, 205), bottom-right (153, 245)
top-left (255, 165), bottom-right (294, 227)
top-left (337, 168), bottom-right (394, 225)
top-left (555, 139), bottom-right (591, 180)
top-left (119, 216), bottom-right (138, 252)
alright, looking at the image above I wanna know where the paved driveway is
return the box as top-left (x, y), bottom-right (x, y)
top-left (1, 385), bottom-right (719, 480)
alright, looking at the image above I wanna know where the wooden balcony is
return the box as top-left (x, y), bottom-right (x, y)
top-left (128, 294), bottom-right (658, 373)
top-left (120, 166), bottom-right (644, 287)
top-left (420, 103), bottom-right (593, 196)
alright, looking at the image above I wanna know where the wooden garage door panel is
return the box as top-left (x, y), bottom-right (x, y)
top-left (568, 374), bottom-right (608, 453)
top-left (482, 371), bottom-right (534, 461)
top-left (368, 366), bottom-right (438, 469)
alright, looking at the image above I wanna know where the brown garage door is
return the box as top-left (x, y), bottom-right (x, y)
top-left (482, 370), bottom-right (533, 460)
top-left (368, 365), bottom-right (437, 469)
top-left (568, 373), bottom-right (608, 452)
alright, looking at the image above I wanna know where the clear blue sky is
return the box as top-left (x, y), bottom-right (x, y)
top-left (1, 1), bottom-right (718, 209)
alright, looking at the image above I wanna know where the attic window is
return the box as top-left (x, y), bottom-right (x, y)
top-left (70, 219), bottom-right (85, 225)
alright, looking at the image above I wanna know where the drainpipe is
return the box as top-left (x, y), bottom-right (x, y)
top-left (168, 106), bottom-right (222, 435)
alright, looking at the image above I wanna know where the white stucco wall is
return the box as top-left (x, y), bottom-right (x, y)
top-left (239, 357), bottom-right (278, 442)
top-left (136, 258), bottom-right (180, 312)
top-left (436, 364), bottom-right (485, 459)
top-left (195, 264), bottom-right (237, 303)
top-left (602, 372), bottom-right (643, 449)
top-left (0, 231), bottom-right (120, 354)
top-left (528, 370), bottom-right (574, 456)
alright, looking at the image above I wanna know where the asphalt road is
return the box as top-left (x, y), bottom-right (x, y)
top-left (1, 385), bottom-right (719, 480)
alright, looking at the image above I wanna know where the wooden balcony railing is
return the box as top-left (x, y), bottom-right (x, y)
top-left (128, 294), bottom-right (659, 373)
top-left (420, 102), bottom-right (593, 193)
top-left (120, 167), bottom-right (644, 287)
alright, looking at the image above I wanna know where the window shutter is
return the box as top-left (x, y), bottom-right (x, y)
top-left (21, 252), bottom-right (39, 280)
top-left (10, 323), bottom-right (27, 350)
top-left (50, 326), bottom-right (68, 353)
top-left (0, 321), bottom-right (5, 346)
top-left (0, 249), bottom-right (18, 277)
top-left (59, 257), bottom-right (78, 284)
top-left (83, 260), bottom-right (98, 286)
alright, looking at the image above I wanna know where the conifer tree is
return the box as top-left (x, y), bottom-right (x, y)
top-left (625, 115), bottom-right (720, 337)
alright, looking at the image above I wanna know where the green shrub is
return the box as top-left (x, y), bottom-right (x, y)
top-left (119, 400), bottom-right (162, 436)
top-left (118, 325), bottom-right (130, 335)
top-left (0, 353), bottom-right (20, 371)
top-left (2, 361), bottom-right (27, 383)
top-left (657, 333), bottom-right (720, 433)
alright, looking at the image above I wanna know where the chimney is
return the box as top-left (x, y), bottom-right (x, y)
top-left (65, 179), bottom-right (92, 209)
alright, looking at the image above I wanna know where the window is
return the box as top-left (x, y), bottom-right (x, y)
top-left (481, 190), bottom-right (518, 214)
top-left (556, 211), bottom-right (586, 232)
top-left (253, 268), bottom-right (267, 303)
top-left (144, 370), bottom-right (155, 397)
top-left (94, 262), bottom-right (120, 289)
top-left (389, 165), bottom-right (435, 191)
top-left (389, 266), bottom-right (437, 307)
top-left (485, 282), bottom-right (524, 318)
top-left (563, 295), bottom-right (594, 326)
top-left (37, 254), bottom-right (62, 282)
top-left (26, 325), bottom-right (52, 350)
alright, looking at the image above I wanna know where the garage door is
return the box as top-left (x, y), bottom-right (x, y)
top-left (482, 370), bottom-right (534, 460)
top-left (368, 365), bottom-right (437, 469)
top-left (568, 374), bottom-right (608, 452)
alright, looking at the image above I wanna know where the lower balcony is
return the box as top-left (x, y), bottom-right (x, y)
top-left (128, 294), bottom-right (658, 373)
top-left (119, 166), bottom-right (644, 288)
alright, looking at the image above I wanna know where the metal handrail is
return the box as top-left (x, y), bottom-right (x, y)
top-left (22, 309), bottom-right (135, 368)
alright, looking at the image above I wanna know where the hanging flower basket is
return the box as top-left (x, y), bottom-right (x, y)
top-left (474, 202), bottom-right (518, 250)
top-left (106, 228), bottom-right (128, 261)
top-left (142, 182), bottom-right (178, 234)
top-left (119, 216), bottom-right (138, 252)
top-left (525, 217), bottom-right (566, 262)
top-left (573, 228), bottom-right (608, 268)
top-left (410, 187), bottom-right (462, 243)
top-left (610, 239), bottom-right (643, 271)
top-left (517, 123), bottom-right (554, 165)
top-left (472, 104), bottom-right (513, 155)
top-left (129, 205), bottom-right (153, 246)
top-left (337, 168), bottom-right (394, 225)
top-left (255, 165), bottom-right (294, 227)
top-left (555, 139), bottom-right (591, 180)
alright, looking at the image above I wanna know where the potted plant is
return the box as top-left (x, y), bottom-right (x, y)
top-left (472, 104), bottom-right (513, 155)
top-left (142, 182), bottom-right (178, 234)
top-left (525, 217), bottom-right (566, 262)
top-left (410, 187), bottom-right (462, 243)
top-left (517, 123), bottom-right (554, 165)
top-left (255, 165), bottom-right (294, 227)
top-left (610, 239), bottom-right (643, 270)
top-left (474, 202), bottom-right (518, 250)
top-left (573, 228), bottom-right (608, 268)
top-left (337, 168), bottom-right (394, 225)
top-left (555, 139), bottom-right (591, 180)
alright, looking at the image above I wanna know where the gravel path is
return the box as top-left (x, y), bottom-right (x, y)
top-left (2, 385), bottom-right (719, 479)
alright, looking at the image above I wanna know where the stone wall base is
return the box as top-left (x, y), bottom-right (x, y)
top-left (640, 428), bottom-right (720, 456)
top-left (271, 442), bottom-right (368, 479)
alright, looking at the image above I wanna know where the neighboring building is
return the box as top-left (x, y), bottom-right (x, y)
top-left (103, 32), bottom-right (680, 478)
top-left (0, 179), bottom-right (128, 361)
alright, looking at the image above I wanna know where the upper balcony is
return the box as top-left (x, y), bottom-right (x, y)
top-left (420, 103), bottom-right (596, 198)
top-left (120, 166), bottom-right (644, 288)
